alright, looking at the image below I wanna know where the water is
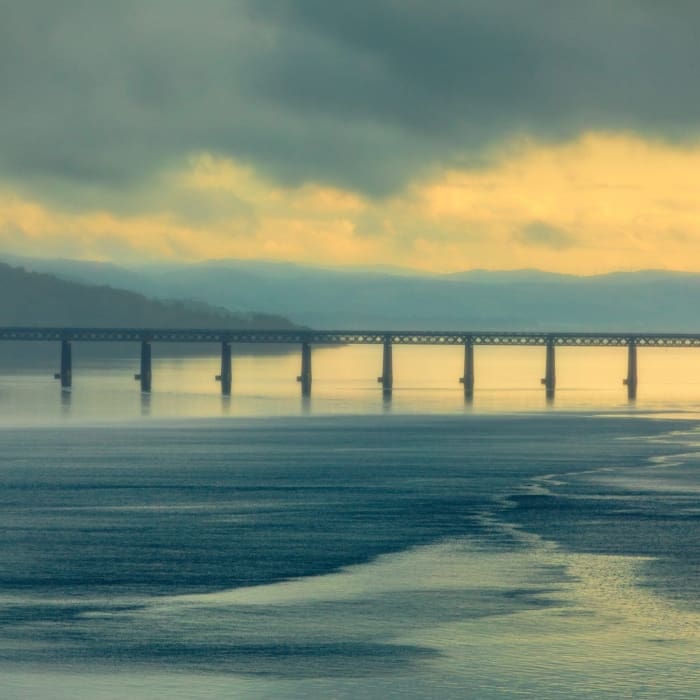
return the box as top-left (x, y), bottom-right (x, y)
top-left (2, 345), bottom-right (700, 697)
top-left (4, 344), bottom-right (700, 424)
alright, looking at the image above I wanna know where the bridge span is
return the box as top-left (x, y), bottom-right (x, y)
top-left (3, 327), bottom-right (700, 400)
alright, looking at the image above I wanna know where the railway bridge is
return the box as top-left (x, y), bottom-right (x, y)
top-left (2, 327), bottom-right (699, 400)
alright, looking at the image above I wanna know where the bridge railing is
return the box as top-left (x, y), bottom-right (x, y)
top-left (2, 326), bottom-right (698, 400)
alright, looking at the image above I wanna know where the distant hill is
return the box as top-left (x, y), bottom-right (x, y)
top-left (4, 256), bottom-right (700, 332)
top-left (0, 262), bottom-right (300, 365)
top-left (0, 262), bottom-right (296, 329)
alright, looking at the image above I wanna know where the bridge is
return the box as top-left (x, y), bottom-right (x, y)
top-left (3, 326), bottom-right (700, 400)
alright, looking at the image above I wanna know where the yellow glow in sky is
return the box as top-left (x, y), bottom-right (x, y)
top-left (2, 132), bottom-right (700, 273)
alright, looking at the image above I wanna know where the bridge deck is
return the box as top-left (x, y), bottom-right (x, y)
top-left (2, 327), bottom-right (700, 347)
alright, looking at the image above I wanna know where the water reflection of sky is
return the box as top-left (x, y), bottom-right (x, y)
top-left (3, 383), bottom-right (700, 697)
top-left (2, 345), bottom-right (700, 426)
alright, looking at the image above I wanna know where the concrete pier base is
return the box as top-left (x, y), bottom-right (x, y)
top-left (541, 340), bottom-right (556, 400)
top-left (134, 340), bottom-right (152, 393)
top-left (54, 339), bottom-right (72, 389)
top-left (216, 341), bottom-right (232, 395)
top-left (459, 339), bottom-right (474, 400)
top-left (623, 341), bottom-right (638, 400)
top-left (297, 341), bottom-right (312, 397)
top-left (377, 336), bottom-right (393, 395)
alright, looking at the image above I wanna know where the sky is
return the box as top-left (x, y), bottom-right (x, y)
top-left (2, 0), bottom-right (700, 274)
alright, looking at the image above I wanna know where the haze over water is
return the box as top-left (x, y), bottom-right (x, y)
top-left (3, 344), bottom-right (700, 424)
top-left (2, 345), bottom-right (700, 698)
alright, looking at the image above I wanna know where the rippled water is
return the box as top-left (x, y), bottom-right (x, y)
top-left (2, 346), bottom-right (700, 698)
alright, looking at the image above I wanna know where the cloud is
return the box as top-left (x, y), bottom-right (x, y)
top-left (516, 222), bottom-right (576, 250)
top-left (3, 1), bottom-right (700, 204)
top-left (2, 133), bottom-right (700, 274)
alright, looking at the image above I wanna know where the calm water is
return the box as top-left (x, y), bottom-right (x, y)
top-left (2, 345), bottom-right (700, 698)
top-left (3, 343), bottom-right (700, 423)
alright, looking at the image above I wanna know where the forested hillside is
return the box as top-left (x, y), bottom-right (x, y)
top-left (0, 262), bottom-right (295, 329)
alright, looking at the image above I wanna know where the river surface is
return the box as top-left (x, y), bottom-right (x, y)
top-left (2, 345), bottom-right (700, 698)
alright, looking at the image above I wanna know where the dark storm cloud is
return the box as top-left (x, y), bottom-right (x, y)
top-left (2, 0), bottom-right (700, 200)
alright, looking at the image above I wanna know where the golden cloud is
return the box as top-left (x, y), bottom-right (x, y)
top-left (2, 133), bottom-right (700, 273)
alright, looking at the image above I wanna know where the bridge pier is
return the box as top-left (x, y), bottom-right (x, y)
top-left (377, 336), bottom-right (393, 395)
top-left (623, 341), bottom-right (638, 400)
top-left (297, 341), bottom-right (312, 396)
top-left (215, 341), bottom-right (232, 395)
top-left (134, 340), bottom-right (152, 393)
top-left (541, 339), bottom-right (556, 400)
top-left (54, 339), bottom-right (72, 389)
top-left (459, 339), bottom-right (475, 400)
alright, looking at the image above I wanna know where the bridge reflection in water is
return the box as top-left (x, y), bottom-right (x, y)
top-left (3, 327), bottom-right (700, 401)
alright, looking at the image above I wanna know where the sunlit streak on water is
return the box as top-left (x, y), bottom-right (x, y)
top-left (5, 536), bottom-right (700, 698)
top-left (2, 345), bottom-right (700, 425)
top-left (4, 347), bottom-right (700, 697)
